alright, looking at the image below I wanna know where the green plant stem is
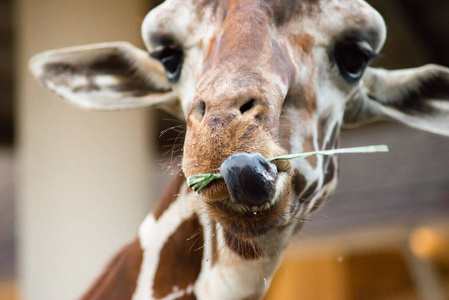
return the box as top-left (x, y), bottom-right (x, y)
top-left (187, 145), bottom-right (389, 192)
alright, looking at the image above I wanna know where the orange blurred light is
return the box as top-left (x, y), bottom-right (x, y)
top-left (409, 227), bottom-right (440, 259)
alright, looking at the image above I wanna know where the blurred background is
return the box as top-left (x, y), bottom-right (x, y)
top-left (0, 0), bottom-right (448, 299)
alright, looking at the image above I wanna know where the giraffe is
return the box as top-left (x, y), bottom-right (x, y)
top-left (29, 0), bottom-right (449, 299)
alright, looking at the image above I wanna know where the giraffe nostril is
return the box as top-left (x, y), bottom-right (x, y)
top-left (239, 99), bottom-right (257, 114)
top-left (194, 100), bottom-right (206, 119)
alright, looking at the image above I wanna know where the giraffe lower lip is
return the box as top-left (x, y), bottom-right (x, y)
top-left (215, 198), bottom-right (274, 215)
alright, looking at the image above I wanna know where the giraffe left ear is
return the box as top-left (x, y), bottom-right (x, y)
top-left (343, 65), bottom-right (449, 136)
top-left (29, 42), bottom-right (183, 118)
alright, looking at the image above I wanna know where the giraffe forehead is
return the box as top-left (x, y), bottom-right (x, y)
top-left (144, 0), bottom-right (385, 83)
top-left (145, 0), bottom-right (384, 38)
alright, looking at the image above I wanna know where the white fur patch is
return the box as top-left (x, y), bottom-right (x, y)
top-left (132, 184), bottom-right (195, 300)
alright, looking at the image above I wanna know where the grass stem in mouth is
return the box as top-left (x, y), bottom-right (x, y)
top-left (187, 145), bottom-right (389, 192)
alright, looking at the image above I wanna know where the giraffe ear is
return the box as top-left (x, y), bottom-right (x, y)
top-left (343, 65), bottom-right (449, 136)
top-left (29, 42), bottom-right (182, 117)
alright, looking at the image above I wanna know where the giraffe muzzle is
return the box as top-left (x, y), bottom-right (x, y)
top-left (221, 152), bottom-right (278, 207)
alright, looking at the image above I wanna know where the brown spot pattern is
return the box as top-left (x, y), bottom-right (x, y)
top-left (301, 180), bottom-right (318, 202)
top-left (302, 135), bottom-right (317, 168)
top-left (293, 33), bottom-right (315, 54)
top-left (287, 79), bottom-right (318, 112)
top-left (309, 196), bottom-right (326, 213)
top-left (292, 170), bottom-right (307, 196)
top-left (152, 214), bottom-right (203, 299)
top-left (80, 238), bottom-right (143, 300)
top-left (322, 123), bottom-right (340, 185)
top-left (302, 83), bottom-right (318, 112)
top-left (153, 171), bottom-right (185, 220)
top-left (323, 157), bottom-right (336, 186)
top-left (317, 115), bottom-right (331, 149)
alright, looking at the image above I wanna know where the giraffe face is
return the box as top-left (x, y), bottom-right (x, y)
top-left (30, 0), bottom-right (449, 263)
top-left (141, 0), bottom-right (386, 236)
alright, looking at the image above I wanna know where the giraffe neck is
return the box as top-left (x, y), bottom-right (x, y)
top-left (130, 174), bottom-right (293, 300)
top-left (79, 128), bottom-right (340, 300)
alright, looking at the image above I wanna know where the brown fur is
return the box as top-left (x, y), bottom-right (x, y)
top-left (292, 170), bottom-right (307, 196)
top-left (323, 157), bottom-right (337, 186)
top-left (183, 1), bottom-right (301, 207)
top-left (152, 214), bottom-right (204, 299)
top-left (309, 195), bottom-right (327, 213)
top-left (301, 180), bottom-right (318, 202)
top-left (321, 123), bottom-right (340, 186)
top-left (299, 79), bottom-right (318, 113)
top-left (184, 105), bottom-right (287, 201)
top-left (80, 238), bottom-right (143, 300)
top-left (293, 33), bottom-right (316, 54)
top-left (302, 135), bottom-right (317, 168)
top-left (317, 115), bottom-right (331, 149)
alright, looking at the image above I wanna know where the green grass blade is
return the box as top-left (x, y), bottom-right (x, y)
top-left (187, 173), bottom-right (224, 192)
top-left (187, 145), bottom-right (389, 192)
top-left (267, 145), bottom-right (389, 162)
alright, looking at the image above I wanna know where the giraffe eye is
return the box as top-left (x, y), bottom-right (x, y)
top-left (150, 47), bottom-right (184, 82)
top-left (334, 40), bottom-right (377, 83)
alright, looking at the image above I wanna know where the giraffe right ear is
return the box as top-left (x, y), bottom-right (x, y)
top-left (343, 64), bottom-right (449, 136)
top-left (29, 42), bottom-right (182, 117)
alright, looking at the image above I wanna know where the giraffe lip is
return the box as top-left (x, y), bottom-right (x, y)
top-left (215, 197), bottom-right (275, 215)
top-left (210, 171), bottom-right (290, 216)
top-left (195, 153), bottom-right (291, 203)
top-left (202, 170), bottom-right (292, 238)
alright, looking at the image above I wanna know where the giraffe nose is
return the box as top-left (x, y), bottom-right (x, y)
top-left (190, 95), bottom-right (264, 124)
top-left (221, 153), bottom-right (278, 207)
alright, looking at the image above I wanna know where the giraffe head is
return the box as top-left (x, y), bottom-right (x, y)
top-left (30, 0), bottom-right (449, 241)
